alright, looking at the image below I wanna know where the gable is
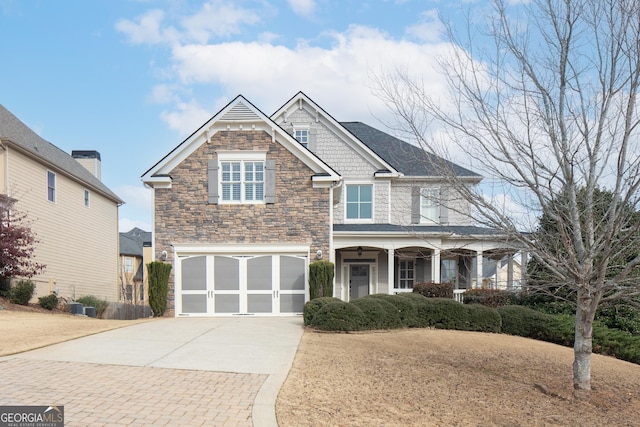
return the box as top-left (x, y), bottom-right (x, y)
top-left (141, 95), bottom-right (339, 187)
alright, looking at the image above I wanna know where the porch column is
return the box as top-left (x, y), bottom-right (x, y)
top-left (432, 249), bottom-right (441, 283)
top-left (387, 248), bottom-right (395, 294)
top-left (476, 251), bottom-right (483, 289)
top-left (507, 253), bottom-right (514, 290)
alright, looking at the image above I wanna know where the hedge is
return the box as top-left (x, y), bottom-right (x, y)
top-left (309, 301), bottom-right (366, 331)
top-left (351, 297), bottom-right (403, 330)
top-left (303, 297), bottom-right (341, 326)
top-left (367, 294), bottom-right (419, 327)
top-left (413, 282), bottom-right (454, 299)
top-left (463, 289), bottom-right (519, 308)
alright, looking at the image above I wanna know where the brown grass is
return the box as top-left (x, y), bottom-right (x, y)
top-left (276, 329), bottom-right (640, 427)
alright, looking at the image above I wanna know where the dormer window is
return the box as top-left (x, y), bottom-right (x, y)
top-left (294, 129), bottom-right (309, 147)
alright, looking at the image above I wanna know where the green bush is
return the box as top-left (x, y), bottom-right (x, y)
top-left (310, 301), bottom-right (366, 331)
top-left (596, 303), bottom-right (640, 335)
top-left (351, 297), bottom-right (402, 330)
top-left (463, 289), bottom-right (519, 308)
top-left (593, 323), bottom-right (640, 364)
top-left (76, 295), bottom-right (109, 318)
top-left (517, 291), bottom-right (575, 315)
top-left (396, 293), bottom-right (433, 328)
top-left (413, 282), bottom-right (453, 299)
top-left (147, 261), bottom-right (172, 317)
top-left (303, 297), bottom-right (341, 326)
top-left (309, 260), bottom-right (334, 299)
top-left (497, 305), bottom-right (574, 346)
top-left (420, 298), bottom-right (468, 330)
top-left (367, 294), bottom-right (419, 327)
top-left (9, 279), bottom-right (35, 305)
top-left (38, 293), bottom-right (58, 310)
top-left (464, 304), bottom-right (502, 332)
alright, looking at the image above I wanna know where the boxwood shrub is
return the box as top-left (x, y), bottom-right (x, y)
top-left (303, 296), bottom-right (341, 326)
top-left (309, 301), bottom-right (366, 331)
top-left (463, 289), bottom-right (519, 308)
top-left (413, 282), bottom-right (454, 299)
top-left (38, 293), bottom-right (58, 310)
top-left (464, 304), bottom-right (502, 332)
top-left (9, 279), bottom-right (35, 305)
top-left (396, 293), bottom-right (434, 328)
top-left (497, 305), bottom-right (574, 346)
top-left (351, 297), bottom-right (402, 330)
top-left (367, 294), bottom-right (419, 327)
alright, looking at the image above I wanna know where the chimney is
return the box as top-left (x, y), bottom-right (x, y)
top-left (72, 150), bottom-right (101, 180)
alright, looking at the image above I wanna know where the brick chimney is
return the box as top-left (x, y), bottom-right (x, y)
top-left (71, 150), bottom-right (101, 180)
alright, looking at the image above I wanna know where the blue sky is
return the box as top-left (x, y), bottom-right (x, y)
top-left (0, 0), bottom-right (478, 232)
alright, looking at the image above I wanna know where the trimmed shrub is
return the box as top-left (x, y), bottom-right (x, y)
top-left (396, 293), bottom-right (433, 328)
top-left (413, 282), bottom-right (453, 299)
top-left (147, 261), bottom-right (172, 317)
top-left (593, 323), bottom-right (640, 364)
top-left (310, 301), bottom-right (366, 331)
top-left (497, 305), bottom-right (574, 346)
top-left (309, 260), bottom-right (335, 299)
top-left (464, 304), bottom-right (502, 332)
top-left (9, 279), bottom-right (35, 305)
top-left (425, 298), bottom-right (469, 330)
top-left (351, 297), bottom-right (403, 330)
top-left (367, 294), bottom-right (419, 327)
top-left (76, 295), bottom-right (109, 318)
top-left (303, 297), bottom-right (341, 326)
top-left (463, 289), bottom-right (519, 308)
top-left (38, 293), bottom-right (58, 310)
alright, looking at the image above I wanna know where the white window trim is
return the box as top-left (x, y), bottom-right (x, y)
top-left (83, 188), bottom-right (90, 208)
top-left (396, 258), bottom-right (415, 290)
top-left (344, 181), bottom-right (375, 222)
top-left (217, 152), bottom-right (267, 205)
top-left (47, 170), bottom-right (56, 203)
top-left (293, 125), bottom-right (310, 146)
top-left (420, 187), bottom-right (440, 224)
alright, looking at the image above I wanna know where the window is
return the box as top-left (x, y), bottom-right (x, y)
top-left (441, 259), bottom-right (457, 284)
top-left (221, 160), bottom-right (264, 203)
top-left (398, 260), bottom-right (415, 289)
top-left (420, 188), bottom-right (440, 223)
top-left (139, 284), bottom-right (144, 302)
top-left (346, 184), bottom-right (373, 220)
top-left (295, 129), bottom-right (309, 147)
top-left (84, 189), bottom-right (90, 207)
top-left (47, 171), bottom-right (56, 202)
top-left (126, 284), bottom-right (133, 302)
top-left (125, 257), bottom-right (133, 273)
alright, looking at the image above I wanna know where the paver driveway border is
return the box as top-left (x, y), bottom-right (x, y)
top-left (1, 316), bottom-right (304, 426)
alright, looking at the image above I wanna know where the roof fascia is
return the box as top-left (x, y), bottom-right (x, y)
top-left (271, 92), bottom-right (400, 176)
top-left (142, 95), bottom-right (340, 185)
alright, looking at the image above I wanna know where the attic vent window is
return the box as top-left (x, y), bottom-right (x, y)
top-left (295, 129), bottom-right (309, 147)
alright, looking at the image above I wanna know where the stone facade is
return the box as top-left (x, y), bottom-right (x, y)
top-left (154, 130), bottom-right (331, 314)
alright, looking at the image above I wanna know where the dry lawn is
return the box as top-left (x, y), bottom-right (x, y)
top-left (277, 329), bottom-right (640, 427)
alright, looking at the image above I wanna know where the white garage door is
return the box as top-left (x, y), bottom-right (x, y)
top-left (177, 254), bottom-right (307, 316)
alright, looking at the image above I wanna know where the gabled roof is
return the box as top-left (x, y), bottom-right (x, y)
top-left (340, 122), bottom-right (481, 178)
top-left (119, 227), bottom-right (152, 256)
top-left (0, 105), bottom-right (123, 204)
top-left (141, 95), bottom-right (340, 183)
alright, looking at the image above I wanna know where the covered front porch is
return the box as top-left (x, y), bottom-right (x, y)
top-left (332, 228), bottom-right (521, 302)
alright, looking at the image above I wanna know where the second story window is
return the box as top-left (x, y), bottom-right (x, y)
top-left (221, 160), bottom-right (264, 203)
top-left (346, 184), bottom-right (373, 220)
top-left (420, 188), bottom-right (440, 223)
top-left (47, 171), bottom-right (56, 202)
top-left (84, 189), bottom-right (90, 207)
top-left (295, 129), bottom-right (309, 147)
top-left (125, 257), bottom-right (133, 273)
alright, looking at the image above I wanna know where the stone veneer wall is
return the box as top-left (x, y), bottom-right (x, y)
top-left (154, 130), bottom-right (331, 315)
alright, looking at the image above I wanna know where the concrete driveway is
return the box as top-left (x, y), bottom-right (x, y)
top-left (0, 317), bottom-right (304, 426)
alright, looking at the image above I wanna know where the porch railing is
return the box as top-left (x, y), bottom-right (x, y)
top-left (453, 289), bottom-right (466, 303)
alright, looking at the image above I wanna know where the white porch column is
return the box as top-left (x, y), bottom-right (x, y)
top-left (507, 253), bottom-right (514, 290)
top-left (476, 251), bottom-right (483, 289)
top-left (432, 249), bottom-right (441, 283)
top-left (387, 248), bottom-right (395, 294)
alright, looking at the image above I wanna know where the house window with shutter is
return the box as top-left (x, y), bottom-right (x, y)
top-left (210, 153), bottom-right (274, 204)
top-left (420, 188), bottom-right (440, 223)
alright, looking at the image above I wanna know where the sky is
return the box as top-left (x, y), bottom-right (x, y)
top-left (0, 0), bottom-right (484, 232)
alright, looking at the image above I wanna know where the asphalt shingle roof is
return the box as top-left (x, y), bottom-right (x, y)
top-left (0, 104), bottom-right (123, 204)
top-left (340, 121), bottom-right (481, 178)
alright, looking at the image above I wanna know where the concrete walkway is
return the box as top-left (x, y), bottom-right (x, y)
top-left (0, 317), bottom-right (304, 426)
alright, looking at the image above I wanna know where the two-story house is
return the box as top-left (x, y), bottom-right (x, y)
top-left (119, 227), bottom-right (152, 304)
top-left (0, 105), bottom-right (123, 302)
top-left (142, 92), bottom-right (517, 316)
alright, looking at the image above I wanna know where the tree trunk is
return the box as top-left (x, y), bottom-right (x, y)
top-left (573, 292), bottom-right (597, 398)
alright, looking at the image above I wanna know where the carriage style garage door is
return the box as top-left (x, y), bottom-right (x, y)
top-left (176, 253), bottom-right (307, 316)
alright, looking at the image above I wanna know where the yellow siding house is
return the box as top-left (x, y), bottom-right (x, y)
top-left (0, 105), bottom-right (123, 302)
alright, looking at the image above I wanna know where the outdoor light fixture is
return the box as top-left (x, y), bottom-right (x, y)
top-left (357, 246), bottom-right (363, 257)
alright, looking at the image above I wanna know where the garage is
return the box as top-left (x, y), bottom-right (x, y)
top-left (175, 250), bottom-right (308, 316)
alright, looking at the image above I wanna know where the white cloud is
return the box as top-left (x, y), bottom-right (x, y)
top-left (160, 98), bottom-right (213, 134)
top-left (116, 184), bottom-right (153, 233)
top-left (116, 184), bottom-right (152, 211)
top-left (119, 217), bottom-right (153, 234)
top-left (288, 0), bottom-right (316, 17)
top-left (181, 1), bottom-right (262, 42)
top-left (115, 9), bottom-right (180, 45)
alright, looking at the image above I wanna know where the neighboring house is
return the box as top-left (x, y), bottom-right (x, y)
top-left (0, 105), bottom-right (123, 302)
top-left (142, 92), bottom-right (519, 316)
top-left (474, 256), bottom-right (523, 290)
top-left (119, 227), bottom-right (152, 304)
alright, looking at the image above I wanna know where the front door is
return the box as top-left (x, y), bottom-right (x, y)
top-left (349, 265), bottom-right (369, 300)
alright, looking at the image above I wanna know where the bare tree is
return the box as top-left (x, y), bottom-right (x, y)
top-left (376, 0), bottom-right (640, 397)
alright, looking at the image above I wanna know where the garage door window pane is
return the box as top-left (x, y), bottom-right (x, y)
top-left (214, 256), bottom-right (239, 290)
top-left (182, 295), bottom-right (207, 313)
top-left (248, 256), bottom-right (272, 290)
top-left (181, 256), bottom-right (207, 290)
top-left (247, 294), bottom-right (272, 313)
top-left (215, 295), bottom-right (239, 313)
top-left (280, 256), bottom-right (305, 290)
